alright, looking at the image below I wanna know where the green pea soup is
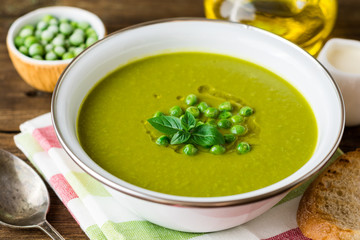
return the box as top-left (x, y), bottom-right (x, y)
top-left (77, 52), bottom-right (317, 197)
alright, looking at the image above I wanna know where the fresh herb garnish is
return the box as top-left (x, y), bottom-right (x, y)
top-left (148, 111), bottom-right (224, 147)
top-left (191, 124), bottom-right (225, 147)
top-left (147, 94), bottom-right (254, 156)
top-left (170, 131), bottom-right (191, 145)
top-left (180, 111), bottom-right (196, 131)
top-left (147, 116), bottom-right (182, 135)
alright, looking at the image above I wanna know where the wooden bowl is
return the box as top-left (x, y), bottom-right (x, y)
top-left (6, 6), bottom-right (106, 92)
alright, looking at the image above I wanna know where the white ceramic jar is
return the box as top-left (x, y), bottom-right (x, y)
top-left (318, 38), bottom-right (360, 126)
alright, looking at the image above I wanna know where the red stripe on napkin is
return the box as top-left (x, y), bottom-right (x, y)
top-left (263, 228), bottom-right (310, 240)
top-left (33, 126), bottom-right (62, 151)
top-left (50, 173), bottom-right (79, 205)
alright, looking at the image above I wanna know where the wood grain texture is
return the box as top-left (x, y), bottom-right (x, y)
top-left (0, 0), bottom-right (360, 239)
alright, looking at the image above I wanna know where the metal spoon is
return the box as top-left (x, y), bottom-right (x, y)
top-left (0, 149), bottom-right (65, 239)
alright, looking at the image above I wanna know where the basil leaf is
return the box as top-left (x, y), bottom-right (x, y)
top-left (147, 116), bottom-right (182, 135)
top-left (181, 111), bottom-right (196, 132)
top-left (191, 124), bottom-right (225, 147)
top-left (171, 131), bottom-right (191, 145)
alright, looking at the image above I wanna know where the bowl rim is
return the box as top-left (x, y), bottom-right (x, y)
top-left (6, 6), bottom-right (106, 65)
top-left (51, 17), bottom-right (345, 208)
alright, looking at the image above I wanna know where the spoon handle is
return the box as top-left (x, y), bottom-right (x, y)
top-left (37, 220), bottom-right (66, 240)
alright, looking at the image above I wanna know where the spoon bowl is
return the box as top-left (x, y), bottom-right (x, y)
top-left (0, 149), bottom-right (64, 239)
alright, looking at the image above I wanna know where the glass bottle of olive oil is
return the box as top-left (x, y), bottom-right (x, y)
top-left (204, 0), bottom-right (337, 55)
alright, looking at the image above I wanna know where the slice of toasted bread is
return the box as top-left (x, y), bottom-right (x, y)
top-left (297, 149), bottom-right (360, 240)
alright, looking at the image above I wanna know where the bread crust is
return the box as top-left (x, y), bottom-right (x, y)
top-left (297, 149), bottom-right (360, 240)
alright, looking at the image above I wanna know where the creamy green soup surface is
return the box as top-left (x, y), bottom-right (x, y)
top-left (77, 52), bottom-right (317, 197)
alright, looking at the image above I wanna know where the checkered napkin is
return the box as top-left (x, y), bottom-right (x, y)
top-left (14, 113), bottom-right (342, 240)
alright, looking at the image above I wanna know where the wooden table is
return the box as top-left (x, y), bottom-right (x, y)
top-left (1, 0), bottom-right (359, 239)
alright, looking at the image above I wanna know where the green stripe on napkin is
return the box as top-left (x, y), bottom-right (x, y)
top-left (66, 172), bottom-right (112, 198)
top-left (86, 224), bottom-right (108, 240)
top-left (101, 220), bottom-right (202, 240)
top-left (14, 132), bottom-right (45, 176)
top-left (14, 132), bottom-right (44, 160)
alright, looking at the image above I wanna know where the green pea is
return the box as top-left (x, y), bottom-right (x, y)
top-left (45, 51), bottom-right (58, 60)
top-left (239, 106), bottom-right (254, 116)
top-left (153, 111), bottom-right (164, 117)
top-left (41, 30), bottom-right (55, 41)
top-left (210, 145), bottom-right (226, 155)
top-left (70, 21), bottom-right (78, 28)
top-left (206, 118), bottom-right (217, 127)
top-left (28, 43), bottom-right (44, 57)
top-left (23, 24), bottom-right (35, 31)
top-left (89, 33), bottom-right (98, 40)
top-left (45, 43), bottom-right (54, 52)
top-left (230, 125), bottom-right (247, 136)
top-left (47, 25), bottom-right (59, 34)
top-left (231, 115), bottom-right (245, 124)
top-left (59, 22), bottom-right (73, 35)
top-left (69, 33), bottom-right (84, 46)
top-left (42, 14), bottom-right (54, 23)
top-left (86, 28), bottom-right (97, 37)
top-left (73, 46), bottom-right (85, 56)
top-left (56, 33), bottom-right (65, 39)
top-left (85, 36), bottom-right (97, 47)
top-left (217, 119), bottom-right (232, 129)
top-left (59, 17), bottom-right (70, 23)
top-left (52, 35), bottom-right (65, 46)
top-left (87, 33), bottom-right (98, 40)
top-left (186, 106), bottom-right (200, 118)
top-left (73, 28), bottom-right (85, 36)
top-left (156, 135), bottom-right (170, 147)
top-left (14, 36), bottom-right (25, 48)
top-left (32, 55), bottom-right (43, 60)
top-left (218, 111), bottom-right (232, 119)
top-left (204, 107), bottom-right (219, 118)
top-left (36, 30), bottom-right (43, 40)
top-left (219, 101), bottom-right (232, 111)
top-left (18, 46), bottom-right (28, 55)
top-left (237, 142), bottom-right (251, 154)
top-left (54, 46), bottom-right (65, 57)
top-left (185, 94), bottom-right (198, 106)
top-left (36, 21), bottom-right (48, 31)
top-left (49, 18), bottom-right (59, 26)
top-left (24, 36), bottom-right (38, 48)
top-left (77, 21), bottom-right (90, 30)
top-left (40, 40), bottom-right (49, 46)
top-left (169, 106), bottom-right (183, 117)
top-left (19, 28), bottom-right (33, 38)
top-left (224, 134), bottom-right (236, 143)
top-left (24, 24), bottom-right (35, 31)
top-left (197, 101), bottom-right (208, 112)
top-left (183, 144), bottom-right (198, 156)
top-left (62, 51), bottom-right (74, 60)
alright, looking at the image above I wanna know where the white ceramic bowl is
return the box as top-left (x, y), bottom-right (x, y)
top-left (52, 19), bottom-right (344, 232)
top-left (7, 6), bottom-right (106, 92)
